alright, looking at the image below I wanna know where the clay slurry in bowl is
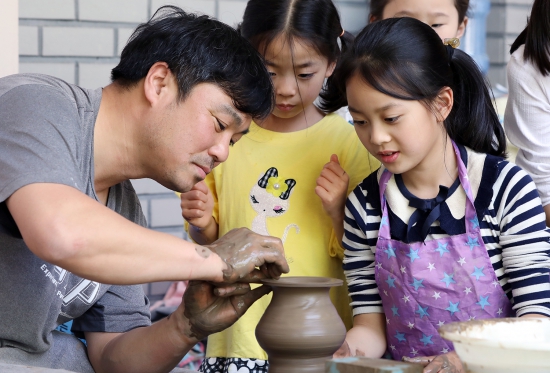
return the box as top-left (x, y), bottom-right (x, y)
top-left (255, 276), bottom-right (346, 373)
top-left (439, 317), bottom-right (550, 373)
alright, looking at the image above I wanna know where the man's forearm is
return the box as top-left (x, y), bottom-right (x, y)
top-left (8, 183), bottom-right (227, 284)
top-left (86, 311), bottom-right (197, 373)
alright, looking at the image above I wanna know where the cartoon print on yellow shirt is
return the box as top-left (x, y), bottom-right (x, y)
top-left (250, 167), bottom-right (299, 244)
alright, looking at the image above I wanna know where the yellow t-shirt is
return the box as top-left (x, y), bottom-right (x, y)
top-left (203, 113), bottom-right (379, 359)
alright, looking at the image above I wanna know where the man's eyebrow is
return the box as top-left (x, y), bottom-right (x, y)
top-left (219, 104), bottom-right (243, 127)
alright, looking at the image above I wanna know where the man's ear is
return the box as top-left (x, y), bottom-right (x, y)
top-left (143, 62), bottom-right (175, 106)
top-left (456, 16), bottom-right (468, 39)
top-left (435, 86), bottom-right (454, 122)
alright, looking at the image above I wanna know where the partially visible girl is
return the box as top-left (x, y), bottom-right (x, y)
top-left (370, 0), bottom-right (469, 40)
top-left (322, 17), bottom-right (550, 373)
top-left (504, 0), bottom-right (550, 226)
top-left (180, 0), bottom-right (378, 372)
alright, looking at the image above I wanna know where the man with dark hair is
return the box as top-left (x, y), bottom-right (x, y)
top-left (0, 7), bottom-right (286, 373)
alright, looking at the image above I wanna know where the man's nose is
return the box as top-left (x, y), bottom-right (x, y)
top-left (209, 136), bottom-right (231, 164)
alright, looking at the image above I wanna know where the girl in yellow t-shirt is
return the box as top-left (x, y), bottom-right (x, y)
top-left (180, 0), bottom-right (378, 371)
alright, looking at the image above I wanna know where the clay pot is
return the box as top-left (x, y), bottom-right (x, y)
top-left (255, 276), bottom-right (346, 373)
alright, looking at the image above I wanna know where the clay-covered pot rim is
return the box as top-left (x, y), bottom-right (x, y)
top-left (261, 276), bottom-right (343, 287)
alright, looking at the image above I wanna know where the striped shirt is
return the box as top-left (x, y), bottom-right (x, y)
top-left (343, 146), bottom-right (550, 317)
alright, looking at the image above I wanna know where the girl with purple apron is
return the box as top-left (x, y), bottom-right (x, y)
top-left (323, 15), bottom-right (550, 373)
top-left (375, 142), bottom-right (514, 360)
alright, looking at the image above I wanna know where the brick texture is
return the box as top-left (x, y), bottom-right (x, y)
top-left (117, 28), bottom-right (135, 56)
top-left (218, 0), bottom-right (248, 27)
top-left (78, 0), bottom-right (149, 23)
top-left (151, 0), bottom-right (216, 16)
top-left (150, 198), bottom-right (185, 228)
top-left (19, 26), bottom-right (39, 56)
top-left (19, 0), bottom-right (75, 20)
top-left (79, 63), bottom-right (117, 89)
top-left (19, 63), bottom-right (76, 84)
top-left (43, 27), bottom-right (114, 57)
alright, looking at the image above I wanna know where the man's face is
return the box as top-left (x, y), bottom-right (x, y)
top-left (145, 82), bottom-right (251, 192)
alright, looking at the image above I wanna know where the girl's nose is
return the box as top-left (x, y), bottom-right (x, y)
top-left (276, 76), bottom-right (297, 97)
top-left (369, 123), bottom-right (391, 146)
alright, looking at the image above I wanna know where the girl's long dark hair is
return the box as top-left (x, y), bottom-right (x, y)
top-left (239, 0), bottom-right (352, 113)
top-left (510, 0), bottom-right (550, 76)
top-left (320, 17), bottom-right (506, 157)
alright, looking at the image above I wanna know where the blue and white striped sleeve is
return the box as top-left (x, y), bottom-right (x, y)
top-left (494, 162), bottom-right (550, 316)
top-left (342, 183), bottom-right (384, 315)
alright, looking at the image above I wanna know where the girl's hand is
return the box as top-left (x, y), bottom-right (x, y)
top-left (333, 339), bottom-right (366, 358)
top-left (333, 315), bottom-right (386, 359)
top-left (180, 181), bottom-right (215, 229)
top-left (403, 351), bottom-right (464, 373)
top-left (315, 154), bottom-right (349, 220)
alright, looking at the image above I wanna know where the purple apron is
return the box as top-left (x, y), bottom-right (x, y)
top-left (375, 142), bottom-right (514, 360)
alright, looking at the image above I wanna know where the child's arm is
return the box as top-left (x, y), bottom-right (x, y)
top-left (334, 313), bottom-right (387, 358)
top-left (338, 178), bottom-right (388, 357)
top-left (315, 154), bottom-right (349, 244)
top-left (495, 164), bottom-right (550, 317)
top-left (180, 181), bottom-right (219, 245)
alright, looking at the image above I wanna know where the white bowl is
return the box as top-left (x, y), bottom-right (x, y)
top-left (439, 318), bottom-right (550, 373)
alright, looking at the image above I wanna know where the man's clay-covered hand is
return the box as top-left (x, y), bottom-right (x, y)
top-left (205, 227), bottom-right (289, 283)
top-left (182, 280), bottom-right (271, 340)
top-left (403, 351), bottom-right (464, 373)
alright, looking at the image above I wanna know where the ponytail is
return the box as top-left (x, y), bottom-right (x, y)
top-left (446, 49), bottom-right (506, 157)
top-left (318, 30), bottom-right (354, 113)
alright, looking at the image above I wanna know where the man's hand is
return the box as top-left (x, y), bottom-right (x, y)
top-left (205, 227), bottom-right (289, 283)
top-left (182, 281), bottom-right (271, 340)
top-left (403, 351), bottom-right (464, 373)
top-left (180, 181), bottom-right (215, 229)
top-left (315, 154), bottom-right (349, 220)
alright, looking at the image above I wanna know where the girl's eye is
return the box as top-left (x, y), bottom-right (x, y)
top-left (268, 72), bottom-right (276, 77)
top-left (385, 116), bottom-right (400, 124)
top-left (298, 73), bottom-right (314, 79)
top-left (353, 120), bottom-right (367, 126)
top-left (431, 23), bottom-right (443, 28)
